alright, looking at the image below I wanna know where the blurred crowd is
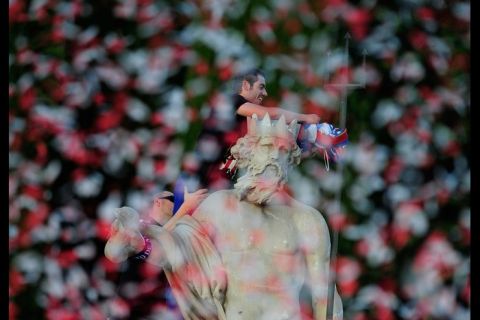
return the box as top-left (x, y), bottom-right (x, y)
top-left (9, 0), bottom-right (469, 319)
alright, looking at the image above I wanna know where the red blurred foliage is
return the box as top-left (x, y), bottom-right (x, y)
top-left (416, 7), bottom-right (435, 21)
top-left (22, 184), bottom-right (44, 200)
top-left (23, 204), bottom-right (49, 230)
top-left (57, 250), bottom-right (78, 268)
top-left (106, 38), bottom-right (127, 54)
top-left (336, 256), bottom-right (361, 297)
top-left (218, 63), bottom-right (233, 81)
top-left (344, 8), bottom-right (372, 40)
top-left (284, 17), bottom-right (302, 35)
top-left (46, 308), bottom-right (82, 320)
top-left (462, 276), bottom-right (470, 304)
top-left (450, 53), bottom-right (469, 72)
top-left (409, 30), bottom-right (429, 51)
top-left (139, 262), bottom-right (162, 279)
top-left (19, 87), bottom-right (37, 110)
top-left (100, 256), bottom-right (120, 274)
top-left (329, 212), bottom-right (350, 232)
top-left (391, 226), bottom-right (410, 249)
top-left (9, 269), bottom-right (25, 296)
top-left (96, 220), bottom-right (113, 241)
top-left (376, 304), bottom-right (395, 320)
top-left (194, 60), bottom-right (210, 76)
top-left (9, 301), bottom-right (18, 320)
top-left (95, 110), bottom-right (124, 131)
top-left (443, 140), bottom-right (461, 157)
top-left (384, 157), bottom-right (405, 184)
top-left (9, 0), bottom-right (28, 24)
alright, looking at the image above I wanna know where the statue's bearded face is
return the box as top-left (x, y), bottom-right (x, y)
top-left (233, 136), bottom-right (294, 205)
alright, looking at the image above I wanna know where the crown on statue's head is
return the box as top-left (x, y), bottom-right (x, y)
top-left (246, 113), bottom-right (300, 141)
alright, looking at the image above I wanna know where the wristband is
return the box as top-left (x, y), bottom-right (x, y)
top-left (131, 235), bottom-right (152, 261)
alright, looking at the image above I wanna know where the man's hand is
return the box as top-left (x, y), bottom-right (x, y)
top-left (182, 186), bottom-right (209, 213)
top-left (301, 114), bottom-right (321, 124)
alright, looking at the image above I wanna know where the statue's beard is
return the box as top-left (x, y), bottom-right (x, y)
top-left (234, 161), bottom-right (287, 205)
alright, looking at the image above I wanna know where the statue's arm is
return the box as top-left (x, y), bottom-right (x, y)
top-left (104, 207), bottom-right (181, 270)
top-left (186, 191), bottom-right (222, 241)
top-left (298, 209), bottom-right (343, 320)
top-left (104, 218), bottom-right (145, 263)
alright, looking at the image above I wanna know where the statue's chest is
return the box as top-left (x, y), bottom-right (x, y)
top-left (214, 205), bottom-right (305, 285)
top-left (215, 205), bottom-right (298, 254)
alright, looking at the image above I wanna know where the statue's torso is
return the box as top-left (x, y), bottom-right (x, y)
top-left (199, 190), bottom-right (308, 319)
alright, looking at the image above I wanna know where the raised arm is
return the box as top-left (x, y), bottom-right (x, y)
top-left (163, 187), bottom-right (208, 231)
top-left (297, 209), bottom-right (343, 320)
top-left (237, 102), bottom-right (321, 124)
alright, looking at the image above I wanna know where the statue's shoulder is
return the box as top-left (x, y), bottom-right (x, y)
top-left (288, 200), bottom-right (331, 253)
top-left (203, 189), bottom-right (237, 204)
top-left (195, 189), bottom-right (238, 216)
top-left (193, 189), bottom-right (239, 228)
top-left (289, 199), bottom-right (329, 230)
top-left (289, 198), bottom-right (321, 214)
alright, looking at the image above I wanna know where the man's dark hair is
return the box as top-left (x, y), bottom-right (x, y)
top-left (231, 68), bottom-right (265, 93)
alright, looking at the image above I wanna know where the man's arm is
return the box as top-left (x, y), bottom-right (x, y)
top-left (297, 209), bottom-right (343, 320)
top-left (237, 102), bottom-right (320, 124)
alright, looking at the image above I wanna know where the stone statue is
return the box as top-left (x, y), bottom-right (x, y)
top-left (105, 114), bottom-right (343, 319)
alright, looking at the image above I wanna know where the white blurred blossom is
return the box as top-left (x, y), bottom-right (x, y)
top-left (162, 89), bottom-right (189, 132)
top-left (385, 183), bottom-right (411, 207)
top-left (391, 53), bottom-right (425, 82)
top-left (135, 65), bottom-right (169, 94)
top-left (73, 172), bottom-right (104, 197)
top-left (351, 285), bottom-right (399, 311)
top-left (452, 2), bottom-right (470, 22)
top-left (98, 191), bottom-right (122, 221)
top-left (96, 65), bottom-right (129, 90)
top-left (13, 251), bottom-right (44, 283)
top-left (372, 100), bottom-right (403, 128)
top-left (394, 202), bottom-right (428, 236)
top-left (126, 97), bottom-right (151, 122)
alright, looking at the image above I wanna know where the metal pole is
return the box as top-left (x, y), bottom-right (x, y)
top-left (325, 86), bottom-right (348, 320)
top-left (326, 32), bottom-right (351, 320)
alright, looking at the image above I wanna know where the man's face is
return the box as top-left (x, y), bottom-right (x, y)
top-left (241, 75), bottom-right (268, 105)
top-left (151, 198), bottom-right (174, 225)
